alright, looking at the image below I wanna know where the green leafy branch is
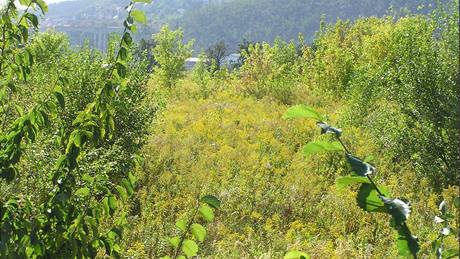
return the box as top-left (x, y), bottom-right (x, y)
top-left (162, 195), bottom-right (221, 259)
top-left (284, 104), bottom-right (420, 257)
top-left (0, 0), bottom-right (152, 257)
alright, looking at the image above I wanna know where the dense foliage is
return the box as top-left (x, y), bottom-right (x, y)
top-left (1, 0), bottom-right (458, 258)
top-left (0, 0), bottom-right (154, 257)
top-left (45, 0), bottom-right (446, 50)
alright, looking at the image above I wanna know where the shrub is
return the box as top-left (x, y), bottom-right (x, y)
top-left (152, 25), bottom-right (194, 88)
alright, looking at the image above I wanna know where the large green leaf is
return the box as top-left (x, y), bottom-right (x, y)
top-left (357, 184), bottom-right (390, 212)
top-left (396, 225), bottom-right (420, 257)
top-left (283, 105), bottom-right (324, 121)
top-left (335, 175), bottom-right (370, 189)
top-left (131, 10), bottom-right (147, 24)
top-left (303, 141), bottom-right (343, 156)
top-left (190, 223), bottom-right (206, 242)
top-left (182, 239), bottom-right (198, 257)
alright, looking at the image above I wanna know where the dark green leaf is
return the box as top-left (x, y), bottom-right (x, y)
top-left (201, 195), bottom-right (221, 209)
top-left (122, 32), bottom-right (133, 46)
top-left (346, 154), bottom-right (375, 176)
top-left (116, 62), bottom-right (127, 78)
top-left (357, 184), bottom-right (389, 212)
top-left (396, 226), bottom-right (419, 257)
top-left (53, 86), bottom-right (65, 108)
top-left (119, 47), bottom-right (128, 61)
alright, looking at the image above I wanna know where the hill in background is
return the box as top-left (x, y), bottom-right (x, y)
top-left (44, 0), bottom-right (441, 51)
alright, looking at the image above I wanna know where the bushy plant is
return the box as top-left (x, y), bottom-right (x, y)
top-left (152, 25), bottom-right (194, 88)
top-left (239, 38), bottom-right (301, 104)
top-left (0, 0), bottom-right (154, 257)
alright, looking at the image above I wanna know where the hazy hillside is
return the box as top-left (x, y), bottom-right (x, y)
top-left (44, 0), bottom-right (443, 50)
top-left (181, 0), bottom-right (440, 50)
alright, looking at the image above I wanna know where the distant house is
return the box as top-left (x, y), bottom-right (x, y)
top-left (223, 53), bottom-right (240, 67)
top-left (185, 57), bottom-right (202, 70)
top-left (185, 53), bottom-right (241, 70)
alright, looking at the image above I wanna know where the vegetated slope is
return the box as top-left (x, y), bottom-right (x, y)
top-left (45, 0), bottom-right (441, 50)
top-left (181, 0), bottom-right (441, 50)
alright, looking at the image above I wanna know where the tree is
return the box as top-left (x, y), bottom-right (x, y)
top-left (134, 38), bottom-right (157, 72)
top-left (153, 25), bottom-right (194, 88)
top-left (206, 41), bottom-right (228, 71)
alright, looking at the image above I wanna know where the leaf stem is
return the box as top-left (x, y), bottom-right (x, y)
top-left (173, 198), bottom-right (200, 259)
top-left (335, 133), bottom-right (384, 196)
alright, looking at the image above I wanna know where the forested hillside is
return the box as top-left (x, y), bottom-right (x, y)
top-left (181, 0), bottom-right (441, 50)
top-left (45, 0), bottom-right (444, 50)
top-left (1, 0), bottom-right (459, 258)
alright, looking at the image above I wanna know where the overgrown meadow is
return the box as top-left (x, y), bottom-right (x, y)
top-left (0, 0), bottom-right (458, 258)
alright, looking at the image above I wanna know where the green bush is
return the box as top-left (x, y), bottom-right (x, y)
top-left (152, 25), bottom-right (194, 88)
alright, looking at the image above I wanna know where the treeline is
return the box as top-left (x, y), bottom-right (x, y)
top-left (46, 0), bottom-right (445, 51)
top-left (180, 0), bottom-right (443, 50)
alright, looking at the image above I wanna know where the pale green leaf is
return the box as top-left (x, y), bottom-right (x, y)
top-left (131, 10), bottom-right (147, 24)
top-left (182, 239), bottom-right (198, 257)
top-left (335, 176), bottom-right (370, 189)
top-left (169, 236), bottom-right (180, 248)
top-left (302, 141), bottom-right (343, 156)
top-left (191, 223), bottom-right (206, 242)
top-left (199, 204), bottom-right (214, 222)
top-left (283, 105), bottom-right (324, 121)
top-left (175, 219), bottom-right (187, 232)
